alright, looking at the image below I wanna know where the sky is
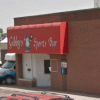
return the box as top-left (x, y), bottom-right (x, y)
top-left (0, 0), bottom-right (94, 33)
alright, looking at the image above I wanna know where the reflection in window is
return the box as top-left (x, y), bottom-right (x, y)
top-left (0, 97), bottom-right (7, 100)
top-left (2, 61), bottom-right (15, 69)
top-left (10, 99), bottom-right (18, 100)
top-left (23, 99), bottom-right (29, 100)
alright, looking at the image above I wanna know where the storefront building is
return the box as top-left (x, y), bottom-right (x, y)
top-left (7, 8), bottom-right (100, 95)
top-left (7, 22), bottom-right (68, 87)
top-left (1, 38), bottom-right (7, 65)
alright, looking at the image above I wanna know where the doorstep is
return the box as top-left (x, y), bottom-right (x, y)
top-left (18, 78), bottom-right (36, 87)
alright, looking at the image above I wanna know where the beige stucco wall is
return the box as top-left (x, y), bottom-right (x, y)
top-left (1, 43), bottom-right (7, 50)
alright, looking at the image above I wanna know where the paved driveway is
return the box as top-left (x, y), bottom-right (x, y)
top-left (0, 84), bottom-right (100, 100)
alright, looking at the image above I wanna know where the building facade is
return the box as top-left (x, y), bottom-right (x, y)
top-left (1, 38), bottom-right (7, 65)
top-left (7, 8), bottom-right (100, 95)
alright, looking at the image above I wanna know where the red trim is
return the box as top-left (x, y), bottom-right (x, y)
top-left (60, 22), bottom-right (68, 54)
top-left (7, 22), bottom-right (61, 30)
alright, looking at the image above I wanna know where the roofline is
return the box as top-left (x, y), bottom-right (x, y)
top-left (14, 7), bottom-right (99, 19)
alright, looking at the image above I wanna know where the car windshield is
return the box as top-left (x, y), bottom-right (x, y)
top-left (0, 97), bottom-right (7, 100)
top-left (2, 61), bottom-right (15, 69)
top-left (48, 98), bottom-right (73, 100)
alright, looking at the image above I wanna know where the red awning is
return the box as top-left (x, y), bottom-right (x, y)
top-left (7, 22), bottom-right (68, 54)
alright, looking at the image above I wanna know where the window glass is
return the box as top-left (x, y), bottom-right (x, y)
top-left (14, 65), bottom-right (16, 69)
top-left (49, 98), bottom-right (68, 100)
top-left (0, 97), bottom-right (7, 100)
top-left (61, 59), bottom-right (67, 74)
top-left (44, 60), bottom-right (50, 74)
top-left (10, 99), bottom-right (18, 100)
top-left (2, 61), bottom-right (15, 69)
top-left (23, 99), bottom-right (29, 100)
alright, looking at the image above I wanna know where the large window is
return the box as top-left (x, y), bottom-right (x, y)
top-left (44, 60), bottom-right (50, 74)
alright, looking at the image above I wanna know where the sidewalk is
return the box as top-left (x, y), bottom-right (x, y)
top-left (0, 84), bottom-right (100, 100)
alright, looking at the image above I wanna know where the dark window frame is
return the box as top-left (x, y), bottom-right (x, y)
top-left (44, 60), bottom-right (50, 74)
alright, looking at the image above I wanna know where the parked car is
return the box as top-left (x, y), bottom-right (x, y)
top-left (0, 93), bottom-right (73, 100)
top-left (0, 53), bottom-right (16, 84)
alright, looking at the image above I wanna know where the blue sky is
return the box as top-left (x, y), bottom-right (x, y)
top-left (0, 0), bottom-right (94, 33)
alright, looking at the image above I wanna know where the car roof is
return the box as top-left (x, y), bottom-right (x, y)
top-left (1, 93), bottom-right (70, 100)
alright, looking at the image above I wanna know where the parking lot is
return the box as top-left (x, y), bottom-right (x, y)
top-left (0, 84), bottom-right (100, 100)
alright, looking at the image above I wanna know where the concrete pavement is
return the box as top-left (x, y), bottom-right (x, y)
top-left (0, 85), bottom-right (100, 100)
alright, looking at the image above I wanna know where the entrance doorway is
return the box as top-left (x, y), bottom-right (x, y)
top-left (23, 54), bottom-right (33, 79)
top-left (22, 54), bottom-right (51, 87)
